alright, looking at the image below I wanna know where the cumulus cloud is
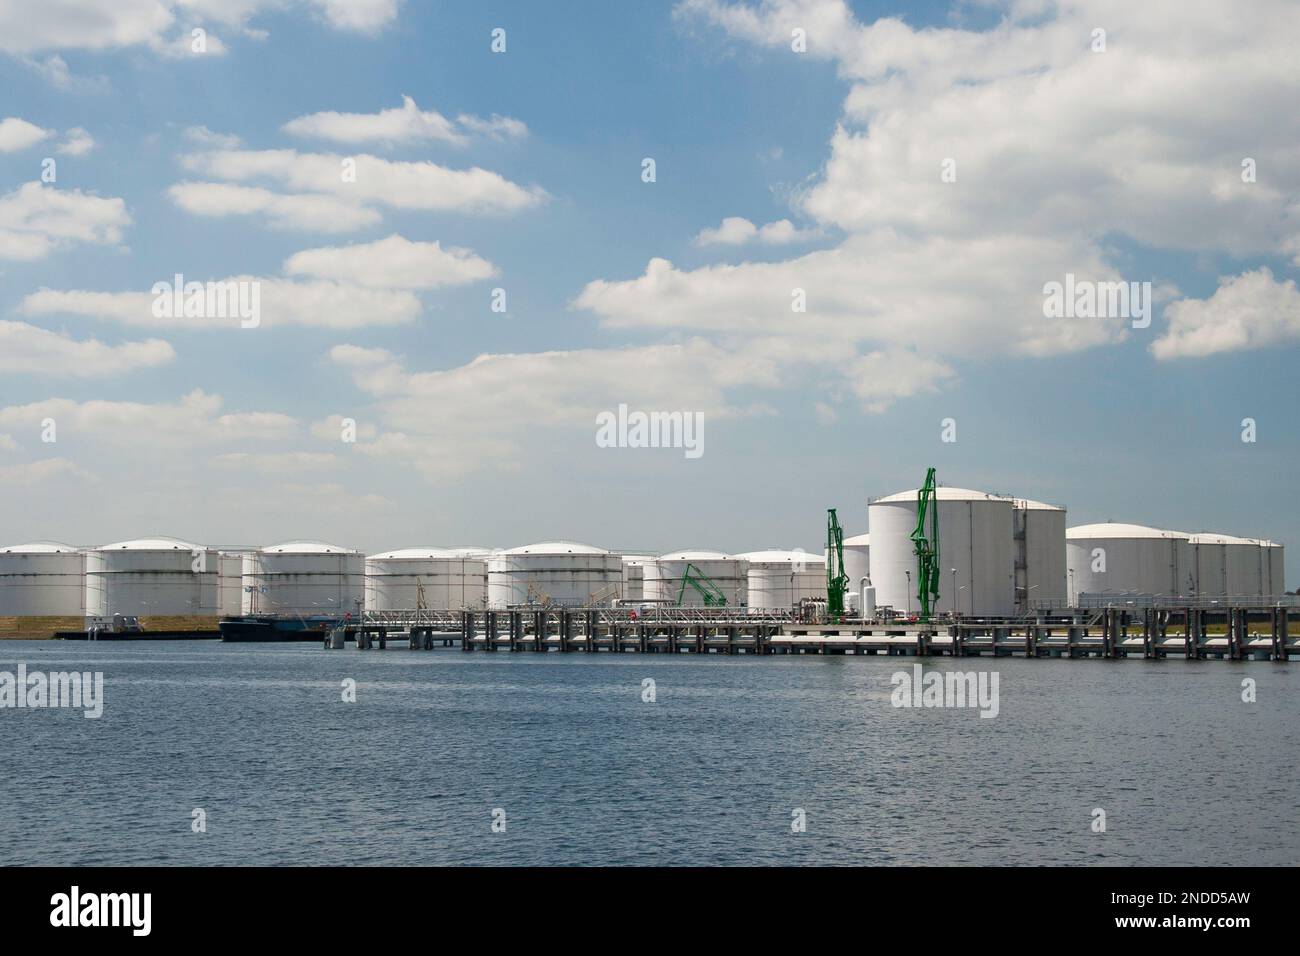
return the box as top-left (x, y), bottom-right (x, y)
top-left (694, 216), bottom-right (820, 246)
top-left (0, 458), bottom-right (96, 486)
top-left (212, 451), bottom-right (342, 472)
top-left (0, 320), bottom-right (175, 376)
top-left (284, 95), bottom-right (527, 147)
top-left (283, 233), bottom-right (497, 289)
top-left (0, 0), bottom-right (398, 56)
top-left (1152, 268), bottom-right (1300, 359)
top-left (56, 127), bottom-right (95, 156)
top-left (0, 116), bottom-right (51, 152)
top-left (0, 182), bottom-right (131, 261)
top-left (20, 276), bottom-right (421, 330)
top-left (168, 180), bottom-right (382, 232)
top-left (178, 147), bottom-right (547, 216)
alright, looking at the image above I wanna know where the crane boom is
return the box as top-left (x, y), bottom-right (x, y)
top-left (676, 563), bottom-right (728, 606)
top-left (826, 508), bottom-right (850, 622)
top-left (911, 467), bottom-right (941, 622)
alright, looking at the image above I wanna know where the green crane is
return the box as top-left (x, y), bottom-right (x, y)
top-left (911, 467), bottom-right (941, 622)
top-left (826, 508), bottom-right (850, 622)
top-left (677, 563), bottom-right (728, 607)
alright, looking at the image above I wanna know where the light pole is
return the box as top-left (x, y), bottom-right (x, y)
top-left (904, 569), bottom-right (912, 617)
top-left (950, 568), bottom-right (958, 617)
top-left (1068, 568), bottom-right (1075, 607)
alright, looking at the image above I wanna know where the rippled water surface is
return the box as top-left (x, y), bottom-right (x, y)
top-left (1, 641), bottom-right (1296, 865)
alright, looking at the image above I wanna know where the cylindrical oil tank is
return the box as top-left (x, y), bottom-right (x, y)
top-left (643, 550), bottom-right (749, 607)
top-left (486, 541), bottom-right (623, 608)
top-left (1065, 524), bottom-right (1192, 599)
top-left (0, 542), bottom-right (85, 616)
top-left (829, 533), bottom-right (870, 587)
top-left (365, 548), bottom-right (488, 610)
top-left (1005, 498), bottom-right (1067, 612)
top-left (735, 550), bottom-right (826, 610)
top-left (242, 542), bottom-right (365, 616)
top-left (85, 537), bottom-right (224, 617)
top-left (1187, 534), bottom-right (1228, 597)
top-left (620, 555), bottom-right (653, 603)
top-left (218, 552), bottom-right (244, 616)
top-left (1257, 540), bottom-right (1285, 596)
top-left (869, 488), bottom-right (1015, 617)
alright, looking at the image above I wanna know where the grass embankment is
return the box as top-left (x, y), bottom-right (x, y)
top-left (0, 616), bottom-right (222, 639)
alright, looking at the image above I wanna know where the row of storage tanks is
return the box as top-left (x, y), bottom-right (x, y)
top-left (0, 497), bottom-right (1287, 618)
top-left (0, 539), bottom-right (830, 617)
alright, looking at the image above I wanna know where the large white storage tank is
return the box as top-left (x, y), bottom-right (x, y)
top-left (218, 552), bottom-right (244, 616)
top-left (1065, 524), bottom-right (1192, 599)
top-left (643, 550), bottom-right (749, 607)
top-left (828, 533), bottom-right (870, 587)
top-left (242, 542), bottom-right (365, 616)
top-left (85, 537), bottom-right (224, 617)
top-left (365, 548), bottom-right (488, 610)
top-left (869, 488), bottom-right (1015, 617)
top-left (1259, 540), bottom-right (1285, 596)
top-left (621, 555), bottom-right (653, 603)
top-left (736, 550), bottom-right (825, 610)
top-left (487, 541), bottom-right (623, 607)
top-left (1187, 534), bottom-right (1228, 597)
top-left (0, 542), bottom-right (85, 616)
top-left (1005, 498), bottom-right (1067, 612)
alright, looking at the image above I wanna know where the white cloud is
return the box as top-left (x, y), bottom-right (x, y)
top-left (179, 148), bottom-right (547, 216)
top-left (0, 458), bottom-right (96, 486)
top-left (694, 215), bottom-right (820, 246)
top-left (182, 125), bottom-right (242, 149)
top-left (212, 450), bottom-right (342, 472)
top-left (0, 116), bottom-right (51, 152)
top-left (326, 340), bottom-right (772, 479)
top-left (0, 0), bottom-right (399, 56)
top-left (0, 390), bottom-right (297, 445)
top-left (848, 350), bottom-right (956, 413)
top-left (284, 95), bottom-right (526, 147)
top-left (283, 233), bottom-right (497, 289)
top-left (0, 320), bottom-right (175, 376)
top-left (1152, 268), bottom-right (1300, 359)
top-left (0, 182), bottom-right (130, 261)
top-left (20, 276), bottom-right (421, 329)
top-left (56, 127), bottom-right (95, 156)
top-left (168, 180), bottom-right (381, 232)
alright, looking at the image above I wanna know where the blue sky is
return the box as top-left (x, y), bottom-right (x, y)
top-left (0, 0), bottom-right (1296, 582)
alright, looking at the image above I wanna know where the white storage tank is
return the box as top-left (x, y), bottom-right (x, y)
top-left (85, 537), bottom-right (224, 617)
top-left (643, 550), bottom-right (749, 607)
top-left (620, 555), bottom-right (653, 603)
top-left (828, 533), bottom-right (870, 588)
top-left (218, 552), bottom-right (245, 616)
top-left (366, 548), bottom-right (488, 610)
top-left (1187, 534), bottom-right (1228, 597)
top-left (1258, 540), bottom-right (1285, 596)
top-left (0, 542), bottom-right (85, 616)
top-left (869, 487), bottom-right (1015, 617)
top-left (1066, 524), bottom-right (1192, 600)
top-left (242, 541), bottom-right (365, 616)
top-left (735, 550), bottom-right (826, 610)
top-left (1005, 498), bottom-right (1067, 612)
top-left (487, 541), bottom-right (623, 607)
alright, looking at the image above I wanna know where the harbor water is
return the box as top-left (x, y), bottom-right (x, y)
top-left (1, 641), bottom-right (1296, 866)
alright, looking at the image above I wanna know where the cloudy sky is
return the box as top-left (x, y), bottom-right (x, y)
top-left (0, 0), bottom-right (1297, 572)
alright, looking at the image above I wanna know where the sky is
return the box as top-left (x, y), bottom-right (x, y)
top-left (0, 0), bottom-right (1297, 581)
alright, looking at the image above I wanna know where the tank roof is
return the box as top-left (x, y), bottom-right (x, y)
top-left (1067, 523), bottom-right (1188, 540)
top-left (99, 536), bottom-right (201, 551)
top-left (874, 487), bottom-right (1008, 504)
top-left (262, 541), bottom-right (358, 554)
top-left (733, 550), bottom-right (825, 565)
top-left (658, 549), bottom-right (734, 561)
top-left (367, 547), bottom-right (460, 560)
top-left (0, 541), bottom-right (79, 553)
top-left (1187, 532), bottom-right (1260, 546)
top-left (500, 540), bottom-right (608, 555)
top-left (843, 533), bottom-right (870, 545)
